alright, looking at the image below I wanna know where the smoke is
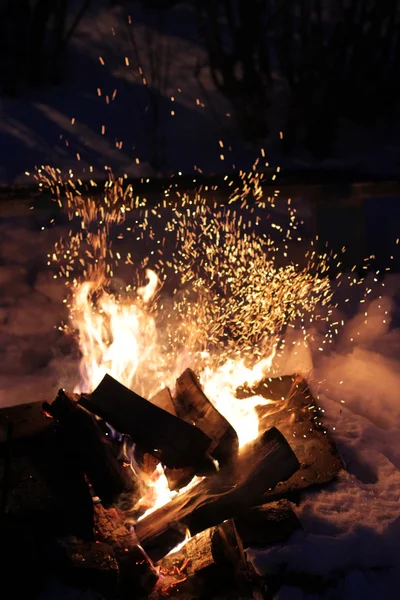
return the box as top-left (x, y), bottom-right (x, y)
top-left (249, 275), bottom-right (400, 598)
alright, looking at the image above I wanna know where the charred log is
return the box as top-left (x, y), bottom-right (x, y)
top-left (43, 389), bottom-right (137, 507)
top-left (79, 374), bottom-right (214, 471)
top-left (174, 368), bottom-right (239, 466)
top-left (149, 384), bottom-right (218, 492)
top-left (234, 500), bottom-right (301, 547)
top-left (156, 519), bottom-right (248, 597)
top-left (94, 503), bottom-right (158, 596)
top-left (136, 427), bottom-right (300, 561)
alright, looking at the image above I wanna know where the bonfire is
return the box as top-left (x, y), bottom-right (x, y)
top-left (1, 166), bottom-right (342, 599)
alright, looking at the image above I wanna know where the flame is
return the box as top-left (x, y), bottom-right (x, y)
top-left (38, 166), bottom-right (334, 537)
top-left (165, 527), bottom-right (192, 556)
top-left (201, 351), bottom-right (276, 448)
top-left (72, 270), bottom-right (160, 395)
top-left (135, 464), bottom-right (203, 522)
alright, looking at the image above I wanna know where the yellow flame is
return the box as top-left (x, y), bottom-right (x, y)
top-left (72, 271), bottom-right (159, 394)
top-left (201, 351), bottom-right (276, 448)
top-left (136, 464), bottom-right (202, 522)
top-left (165, 527), bottom-right (192, 556)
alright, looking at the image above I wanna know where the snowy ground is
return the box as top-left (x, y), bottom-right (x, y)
top-left (252, 274), bottom-right (400, 599)
top-left (1, 0), bottom-right (400, 185)
top-left (1, 195), bottom-right (400, 599)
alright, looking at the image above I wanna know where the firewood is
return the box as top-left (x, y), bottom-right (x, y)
top-left (255, 375), bottom-right (344, 502)
top-left (1, 414), bottom-right (94, 539)
top-left (234, 500), bottom-right (301, 547)
top-left (149, 387), bottom-right (176, 415)
top-left (64, 541), bottom-right (119, 599)
top-left (94, 503), bottom-right (158, 596)
top-left (160, 519), bottom-right (245, 577)
top-left (0, 402), bottom-right (51, 445)
top-left (174, 368), bottom-right (239, 465)
top-left (43, 390), bottom-right (137, 507)
top-left (153, 520), bottom-right (251, 599)
top-left (79, 374), bottom-right (214, 471)
top-left (163, 465), bottom-right (200, 492)
top-left (135, 427), bottom-right (300, 561)
top-left (149, 385), bottom-right (217, 491)
top-left (148, 387), bottom-right (207, 491)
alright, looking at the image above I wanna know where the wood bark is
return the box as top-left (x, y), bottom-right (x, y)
top-left (43, 389), bottom-right (137, 507)
top-left (149, 384), bottom-right (217, 491)
top-left (94, 504), bottom-right (157, 595)
top-left (79, 374), bottom-right (213, 470)
top-left (173, 368), bottom-right (239, 465)
top-left (234, 500), bottom-right (301, 547)
top-left (135, 427), bottom-right (300, 561)
top-left (154, 520), bottom-right (252, 598)
top-left (159, 519), bottom-right (246, 576)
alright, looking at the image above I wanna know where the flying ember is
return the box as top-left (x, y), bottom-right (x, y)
top-left (36, 163), bottom-right (333, 515)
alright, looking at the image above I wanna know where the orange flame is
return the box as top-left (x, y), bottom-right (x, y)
top-left (71, 268), bottom-right (279, 521)
top-left (72, 269), bottom-right (160, 395)
top-left (201, 352), bottom-right (276, 448)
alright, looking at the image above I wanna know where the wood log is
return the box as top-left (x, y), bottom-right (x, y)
top-left (174, 368), bottom-right (239, 465)
top-left (79, 374), bottom-right (213, 470)
top-left (152, 519), bottom-right (249, 597)
top-left (234, 500), bottom-right (301, 547)
top-left (94, 503), bottom-right (158, 596)
top-left (149, 387), bottom-right (176, 415)
top-left (159, 519), bottom-right (245, 577)
top-left (253, 374), bottom-right (344, 502)
top-left (43, 390), bottom-right (137, 507)
top-left (163, 465), bottom-right (200, 492)
top-left (135, 427), bottom-right (300, 561)
top-left (148, 387), bottom-right (205, 491)
top-left (148, 385), bottom-right (217, 491)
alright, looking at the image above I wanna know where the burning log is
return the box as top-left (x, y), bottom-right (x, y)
top-left (149, 386), bottom-right (215, 491)
top-left (43, 390), bottom-right (137, 507)
top-left (149, 387), bottom-right (176, 415)
top-left (135, 427), bottom-right (300, 561)
top-left (94, 503), bottom-right (158, 596)
top-left (153, 519), bottom-right (251, 597)
top-left (154, 520), bottom-right (265, 599)
top-left (149, 384), bottom-right (219, 492)
top-left (159, 519), bottom-right (246, 578)
top-left (173, 368), bottom-right (239, 465)
top-left (79, 374), bottom-right (214, 471)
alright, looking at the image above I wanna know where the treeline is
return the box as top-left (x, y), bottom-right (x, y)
top-left (198, 0), bottom-right (400, 156)
top-left (0, 0), bottom-right (89, 96)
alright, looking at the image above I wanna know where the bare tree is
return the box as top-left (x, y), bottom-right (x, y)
top-left (197, 0), bottom-right (400, 156)
top-left (0, 0), bottom-right (90, 95)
